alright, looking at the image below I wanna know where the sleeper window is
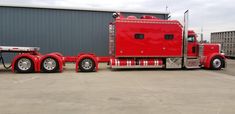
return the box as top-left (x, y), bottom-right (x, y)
top-left (135, 34), bottom-right (144, 39)
top-left (165, 34), bottom-right (174, 40)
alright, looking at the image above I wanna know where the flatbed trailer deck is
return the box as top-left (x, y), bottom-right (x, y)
top-left (0, 46), bottom-right (39, 53)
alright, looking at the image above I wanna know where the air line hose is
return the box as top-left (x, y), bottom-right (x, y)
top-left (0, 52), bottom-right (12, 69)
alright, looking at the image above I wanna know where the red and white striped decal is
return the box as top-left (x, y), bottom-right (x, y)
top-left (139, 59), bottom-right (162, 66)
top-left (110, 58), bottom-right (163, 67)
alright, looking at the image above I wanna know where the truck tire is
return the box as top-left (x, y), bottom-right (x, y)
top-left (210, 56), bottom-right (224, 70)
top-left (79, 58), bottom-right (95, 72)
top-left (41, 57), bottom-right (59, 73)
top-left (15, 57), bottom-right (34, 73)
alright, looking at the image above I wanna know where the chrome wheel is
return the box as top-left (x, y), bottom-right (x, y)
top-left (81, 59), bottom-right (93, 70)
top-left (79, 58), bottom-right (95, 72)
top-left (17, 58), bottom-right (32, 71)
top-left (212, 58), bottom-right (221, 69)
top-left (43, 58), bottom-right (57, 71)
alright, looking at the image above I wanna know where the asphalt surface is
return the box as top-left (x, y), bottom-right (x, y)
top-left (0, 60), bottom-right (235, 114)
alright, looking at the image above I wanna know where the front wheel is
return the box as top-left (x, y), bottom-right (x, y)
top-left (79, 58), bottom-right (95, 72)
top-left (210, 56), bottom-right (224, 70)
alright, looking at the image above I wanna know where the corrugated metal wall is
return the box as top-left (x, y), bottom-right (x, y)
top-left (0, 6), bottom-right (167, 61)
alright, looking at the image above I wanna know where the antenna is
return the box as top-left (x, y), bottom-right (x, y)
top-left (165, 0), bottom-right (171, 19)
top-left (165, 0), bottom-right (168, 12)
top-left (201, 27), bottom-right (204, 43)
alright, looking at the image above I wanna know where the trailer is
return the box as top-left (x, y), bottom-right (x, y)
top-left (0, 11), bottom-right (226, 73)
top-left (0, 46), bottom-right (111, 73)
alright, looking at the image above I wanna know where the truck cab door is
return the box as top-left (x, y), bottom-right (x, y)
top-left (187, 36), bottom-right (198, 58)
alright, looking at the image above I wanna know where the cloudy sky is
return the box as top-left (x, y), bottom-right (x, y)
top-left (0, 0), bottom-right (234, 41)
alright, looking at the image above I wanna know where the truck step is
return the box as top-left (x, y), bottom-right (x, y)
top-left (185, 58), bottom-right (200, 69)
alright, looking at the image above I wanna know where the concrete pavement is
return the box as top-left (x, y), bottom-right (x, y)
top-left (0, 60), bottom-right (235, 114)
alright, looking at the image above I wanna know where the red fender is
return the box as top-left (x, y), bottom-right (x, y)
top-left (203, 53), bottom-right (226, 69)
top-left (11, 54), bottom-right (40, 73)
top-left (39, 53), bottom-right (64, 72)
top-left (75, 54), bottom-right (98, 72)
top-left (46, 52), bottom-right (65, 65)
top-left (49, 52), bottom-right (63, 57)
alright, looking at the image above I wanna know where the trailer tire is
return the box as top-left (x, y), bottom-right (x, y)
top-left (210, 56), bottom-right (224, 70)
top-left (41, 57), bottom-right (59, 73)
top-left (15, 57), bottom-right (34, 73)
top-left (79, 58), bottom-right (95, 72)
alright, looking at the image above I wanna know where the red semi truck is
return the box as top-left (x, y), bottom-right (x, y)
top-left (0, 11), bottom-right (226, 73)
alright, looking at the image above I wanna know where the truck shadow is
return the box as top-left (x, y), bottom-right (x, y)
top-left (110, 68), bottom-right (203, 72)
top-left (0, 69), bottom-right (12, 74)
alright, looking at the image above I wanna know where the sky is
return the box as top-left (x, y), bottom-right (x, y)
top-left (0, 0), bottom-right (234, 41)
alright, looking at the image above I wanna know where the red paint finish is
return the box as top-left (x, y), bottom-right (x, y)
top-left (110, 58), bottom-right (163, 67)
top-left (187, 30), bottom-right (198, 58)
top-left (39, 53), bottom-right (64, 72)
top-left (203, 44), bottom-right (220, 56)
top-left (64, 56), bottom-right (77, 62)
top-left (75, 54), bottom-right (98, 72)
top-left (203, 53), bottom-right (225, 69)
top-left (114, 18), bottom-right (183, 57)
top-left (63, 54), bottom-right (110, 72)
top-left (140, 15), bottom-right (159, 19)
top-left (96, 57), bottom-right (110, 63)
top-left (200, 43), bottom-right (224, 68)
top-left (11, 54), bottom-right (41, 73)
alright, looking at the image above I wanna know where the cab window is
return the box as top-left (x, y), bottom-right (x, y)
top-left (188, 36), bottom-right (195, 42)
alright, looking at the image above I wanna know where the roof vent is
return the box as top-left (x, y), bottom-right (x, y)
top-left (140, 15), bottom-right (158, 19)
top-left (127, 16), bottom-right (137, 19)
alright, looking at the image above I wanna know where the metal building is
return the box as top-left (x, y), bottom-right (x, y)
top-left (0, 4), bottom-right (168, 60)
top-left (211, 31), bottom-right (235, 57)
